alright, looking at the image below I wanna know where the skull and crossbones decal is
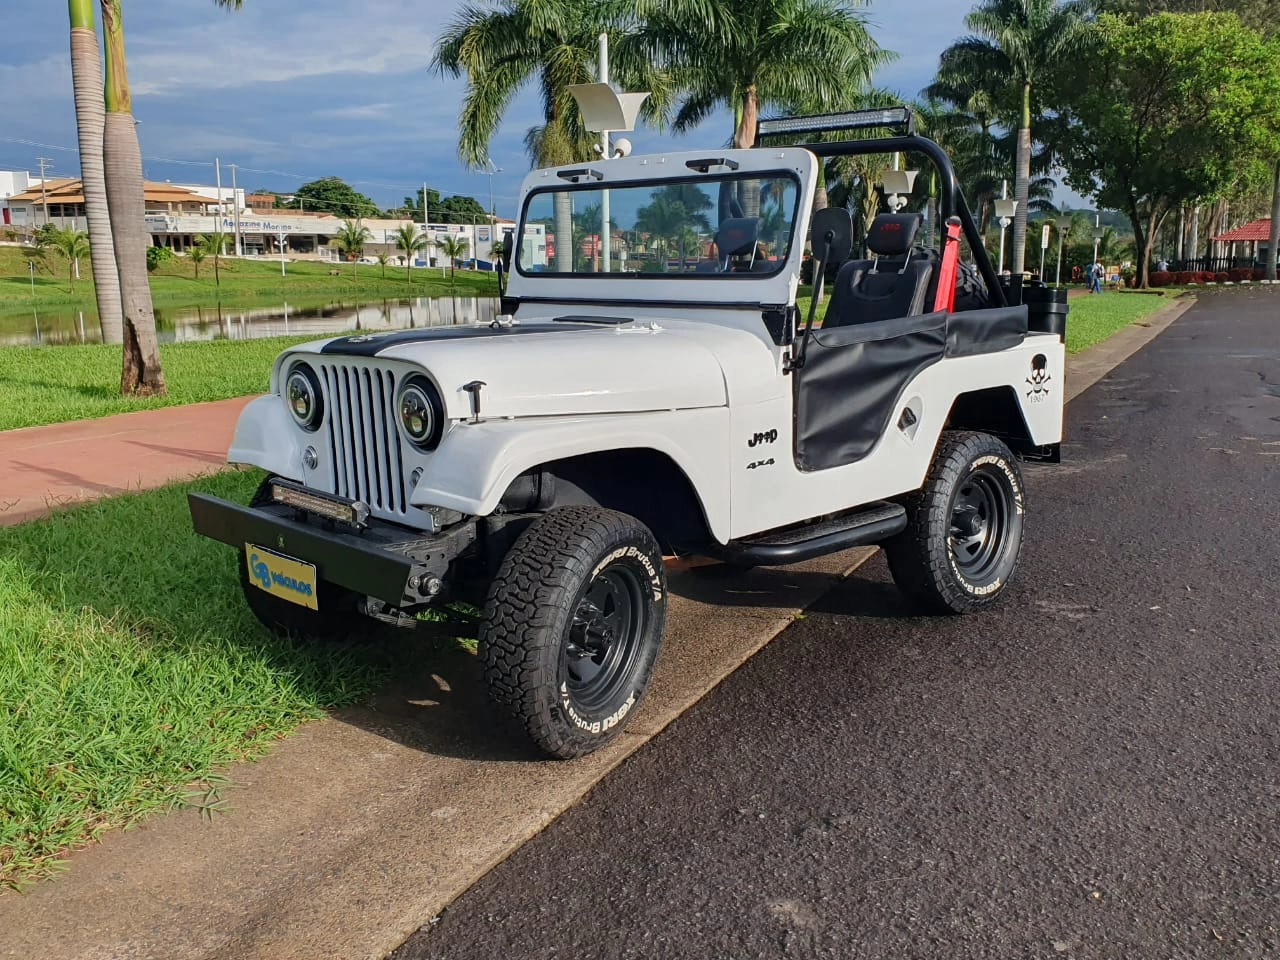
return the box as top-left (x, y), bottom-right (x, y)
top-left (1026, 354), bottom-right (1051, 400)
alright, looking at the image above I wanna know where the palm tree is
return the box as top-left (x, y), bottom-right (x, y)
top-left (377, 253), bottom-right (390, 279)
top-left (99, 0), bottom-right (244, 395)
top-left (334, 219), bottom-right (372, 277)
top-left (635, 194), bottom-right (689, 269)
top-left (639, 0), bottom-right (891, 151)
top-left (931, 0), bottom-right (1090, 273)
top-left (39, 227), bottom-right (92, 291)
top-left (68, 0), bottom-right (122, 344)
top-left (433, 0), bottom-right (676, 272)
top-left (196, 232), bottom-right (229, 289)
top-left (436, 235), bottom-right (471, 309)
top-left (393, 224), bottom-right (427, 282)
top-left (188, 243), bottom-right (205, 280)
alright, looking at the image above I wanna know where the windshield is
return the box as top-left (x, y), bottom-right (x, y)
top-left (517, 172), bottom-right (800, 278)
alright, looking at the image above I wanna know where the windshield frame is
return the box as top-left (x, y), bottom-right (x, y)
top-left (514, 169), bottom-right (804, 282)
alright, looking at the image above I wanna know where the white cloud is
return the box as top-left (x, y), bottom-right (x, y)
top-left (313, 103), bottom-right (395, 121)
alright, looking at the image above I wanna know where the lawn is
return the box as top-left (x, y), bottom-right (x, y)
top-left (0, 334), bottom-right (319, 431)
top-left (0, 469), bottom-right (459, 889)
top-left (795, 287), bottom-right (1181, 354)
top-left (0, 244), bottom-right (499, 312)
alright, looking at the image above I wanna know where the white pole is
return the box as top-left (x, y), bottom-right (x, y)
top-left (279, 229), bottom-right (287, 277)
top-left (1092, 213), bottom-right (1101, 267)
top-left (599, 31), bottom-right (611, 274)
top-left (215, 157), bottom-right (223, 236)
top-left (999, 222), bottom-right (1007, 274)
top-left (231, 163), bottom-right (241, 256)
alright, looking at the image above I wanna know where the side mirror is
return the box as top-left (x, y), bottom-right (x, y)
top-left (501, 241), bottom-right (514, 275)
top-left (809, 207), bottom-right (852, 263)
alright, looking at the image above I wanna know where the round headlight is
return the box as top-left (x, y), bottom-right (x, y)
top-left (398, 377), bottom-right (443, 450)
top-left (285, 363), bottom-right (323, 431)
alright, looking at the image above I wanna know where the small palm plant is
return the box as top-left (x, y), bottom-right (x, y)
top-left (377, 252), bottom-right (390, 279)
top-left (188, 243), bottom-right (205, 279)
top-left (393, 224), bottom-right (427, 282)
top-left (334, 219), bottom-right (373, 277)
top-left (435, 234), bottom-right (471, 312)
top-left (39, 226), bottom-right (91, 292)
top-left (196, 232), bottom-right (229, 288)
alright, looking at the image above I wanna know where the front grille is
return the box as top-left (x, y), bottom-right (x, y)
top-left (317, 361), bottom-right (407, 516)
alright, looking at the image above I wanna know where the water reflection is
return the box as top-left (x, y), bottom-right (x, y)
top-left (0, 297), bottom-right (502, 347)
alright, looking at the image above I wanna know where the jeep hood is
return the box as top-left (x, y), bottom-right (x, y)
top-left (296, 319), bottom-right (741, 420)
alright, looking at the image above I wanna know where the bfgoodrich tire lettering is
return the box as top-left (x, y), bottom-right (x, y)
top-left (480, 506), bottom-right (667, 759)
top-left (885, 431), bottom-right (1025, 614)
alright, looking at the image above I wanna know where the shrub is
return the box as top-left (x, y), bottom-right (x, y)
top-left (1228, 268), bottom-right (1254, 283)
top-left (1214, 272), bottom-right (1230, 283)
top-left (145, 246), bottom-right (174, 272)
top-left (1150, 271), bottom-right (1172, 287)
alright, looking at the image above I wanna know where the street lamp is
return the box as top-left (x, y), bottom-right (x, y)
top-left (880, 169), bottom-right (919, 214)
top-left (1055, 220), bottom-right (1071, 286)
top-left (569, 36), bottom-right (651, 273)
top-left (994, 198), bottom-right (1018, 274)
top-left (277, 229), bottom-right (288, 277)
top-left (482, 159), bottom-right (503, 220)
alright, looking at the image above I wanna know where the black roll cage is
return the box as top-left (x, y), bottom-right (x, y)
top-left (756, 127), bottom-right (1008, 309)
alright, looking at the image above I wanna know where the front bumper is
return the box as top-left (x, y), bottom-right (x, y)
top-left (189, 493), bottom-right (446, 606)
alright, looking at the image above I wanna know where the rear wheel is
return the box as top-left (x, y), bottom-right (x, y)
top-left (885, 432), bottom-right (1024, 614)
top-left (480, 506), bottom-right (667, 759)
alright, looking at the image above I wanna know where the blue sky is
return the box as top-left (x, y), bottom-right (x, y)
top-left (0, 1), bottom-right (980, 219)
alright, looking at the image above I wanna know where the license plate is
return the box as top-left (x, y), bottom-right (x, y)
top-left (245, 544), bottom-right (319, 610)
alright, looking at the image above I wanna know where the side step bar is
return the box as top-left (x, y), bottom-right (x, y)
top-left (706, 501), bottom-right (907, 567)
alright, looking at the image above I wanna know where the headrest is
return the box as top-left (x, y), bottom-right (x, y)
top-left (866, 213), bottom-right (922, 257)
top-left (715, 217), bottom-right (762, 258)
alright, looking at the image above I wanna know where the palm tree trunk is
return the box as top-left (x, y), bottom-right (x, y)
top-left (735, 86), bottom-right (762, 220)
top-left (69, 0), bottom-right (124, 345)
top-left (101, 0), bottom-right (165, 396)
top-left (1012, 81), bottom-right (1032, 275)
top-left (1267, 158), bottom-right (1280, 282)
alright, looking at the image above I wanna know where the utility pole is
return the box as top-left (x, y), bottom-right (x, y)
top-left (230, 163), bottom-right (242, 257)
top-left (36, 157), bottom-right (53, 228)
top-left (215, 157), bottom-right (224, 244)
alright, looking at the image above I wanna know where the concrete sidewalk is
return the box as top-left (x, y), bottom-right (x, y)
top-left (0, 396), bottom-right (253, 526)
top-left (0, 297), bottom-right (1194, 960)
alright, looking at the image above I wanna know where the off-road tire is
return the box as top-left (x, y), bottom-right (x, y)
top-left (238, 479), bottom-right (367, 642)
top-left (954, 261), bottom-right (990, 312)
top-left (885, 431), bottom-right (1024, 614)
top-left (480, 506), bottom-right (667, 759)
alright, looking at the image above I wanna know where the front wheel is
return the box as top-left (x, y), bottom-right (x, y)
top-left (885, 431), bottom-right (1025, 614)
top-left (480, 507), bottom-right (667, 759)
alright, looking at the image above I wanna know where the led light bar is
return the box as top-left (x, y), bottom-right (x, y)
top-left (756, 107), bottom-right (914, 141)
top-left (271, 481), bottom-right (370, 529)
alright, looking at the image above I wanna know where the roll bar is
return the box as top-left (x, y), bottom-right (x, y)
top-left (754, 122), bottom-right (1007, 309)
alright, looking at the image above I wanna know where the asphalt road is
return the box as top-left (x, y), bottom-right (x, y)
top-left (395, 294), bottom-right (1280, 960)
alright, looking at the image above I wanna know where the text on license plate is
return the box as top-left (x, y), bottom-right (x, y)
top-left (245, 544), bottom-right (319, 610)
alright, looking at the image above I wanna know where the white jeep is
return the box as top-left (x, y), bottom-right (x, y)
top-left (190, 109), bottom-right (1067, 759)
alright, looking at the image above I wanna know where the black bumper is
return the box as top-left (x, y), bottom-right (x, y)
top-left (189, 493), bottom-right (423, 606)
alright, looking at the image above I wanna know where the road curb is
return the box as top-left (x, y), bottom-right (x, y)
top-left (0, 300), bottom-right (1194, 960)
top-left (1066, 295), bottom-right (1195, 402)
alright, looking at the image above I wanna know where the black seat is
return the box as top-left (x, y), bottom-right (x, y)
top-left (823, 213), bottom-right (935, 328)
top-left (696, 217), bottom-right (762, 273)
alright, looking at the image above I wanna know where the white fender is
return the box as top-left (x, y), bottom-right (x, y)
top-left (410, 408), bottom-right (733, 543)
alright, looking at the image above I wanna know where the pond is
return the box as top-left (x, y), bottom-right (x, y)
top-left (0, 297), bottom-right (504, 347)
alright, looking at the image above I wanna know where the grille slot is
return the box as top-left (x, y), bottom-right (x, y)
top-left (319, 362), bottom-right (404, 516)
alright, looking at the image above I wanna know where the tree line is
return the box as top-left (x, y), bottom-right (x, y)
top-left (437, 0), bottom-right (1280, 289)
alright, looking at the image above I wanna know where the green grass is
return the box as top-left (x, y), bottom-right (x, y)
top-left (0, 335), bottom-right (321, 431)
top-left (795, 287), bottom-right (1181, 354)
top-left (0, 469), bottom-right (464, 889)
top-left (0, 244), bottom-right (499, 313)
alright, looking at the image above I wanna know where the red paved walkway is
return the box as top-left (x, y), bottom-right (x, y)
top-left (0, 397), bottom-right (253, 526)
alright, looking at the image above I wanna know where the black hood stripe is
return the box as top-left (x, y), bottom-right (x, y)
top-left (319, 322), bottom-right (596, 357)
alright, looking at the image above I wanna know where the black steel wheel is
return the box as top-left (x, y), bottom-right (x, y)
top-left (480, 506), bottom-right (667, 759)
top-left (885, 431), bottom-right (1025, 614)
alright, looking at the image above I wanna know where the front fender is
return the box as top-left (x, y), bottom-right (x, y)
top-left (411, 409), bottom-right (733, 543)
top-left (228, 394), bottom-right (304, 481)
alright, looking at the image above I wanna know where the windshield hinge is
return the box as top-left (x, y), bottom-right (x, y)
top-left (557, 168), bottom-right (604, 183)
top-left (685, 157), bottom-right (741, 174)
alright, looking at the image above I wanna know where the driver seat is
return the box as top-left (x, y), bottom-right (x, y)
top-left (823, 213), bottom-right (934, 327)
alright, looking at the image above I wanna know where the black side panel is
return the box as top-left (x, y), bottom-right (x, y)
top-left (945, 305), bottom-right (1028, 358)
top-left (795, 311), bottom-right (947, 472)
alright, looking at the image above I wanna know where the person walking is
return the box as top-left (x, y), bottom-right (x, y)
top-left (1090, 260), bottom-right (1104, 294)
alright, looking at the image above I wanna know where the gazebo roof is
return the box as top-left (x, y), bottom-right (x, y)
top-left (1212, 218), bottom-right (1273, 243)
